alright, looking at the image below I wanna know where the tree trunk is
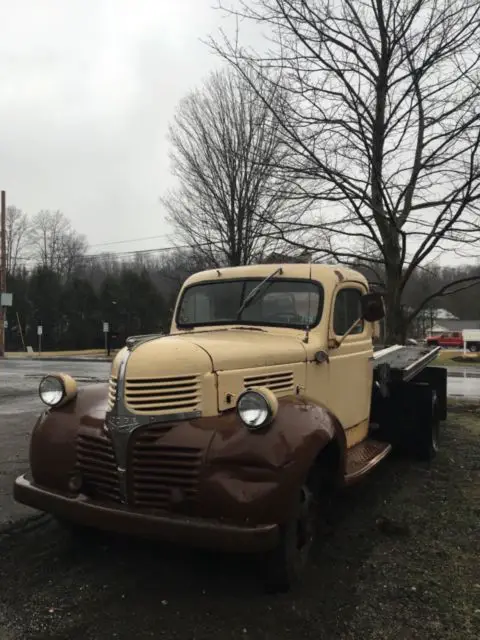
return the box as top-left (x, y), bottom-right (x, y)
top-left (384, 274), bottom-right (407, 345)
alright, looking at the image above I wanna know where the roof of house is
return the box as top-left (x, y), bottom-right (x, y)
top-left (431, 319), bottom-right (480, 332)
top-left (434, 308), bottom-right (459, 320)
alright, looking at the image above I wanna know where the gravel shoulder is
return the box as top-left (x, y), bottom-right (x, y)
top-left (0, 408), bottom-right (478, 640)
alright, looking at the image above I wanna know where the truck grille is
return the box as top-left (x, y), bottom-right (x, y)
top-left (124, 375), bottom-right (201, 414)
top-left (76, 430), bottom-right (121, 503)
top-left (76, 425), bottom-right (202, 514)
top-left (130, 426), bottom-right (202, 511)
top-left (244, 370), bottom-right (294, 393)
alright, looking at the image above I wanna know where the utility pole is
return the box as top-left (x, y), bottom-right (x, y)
top-left (0, 190), bottom-right (6, 358)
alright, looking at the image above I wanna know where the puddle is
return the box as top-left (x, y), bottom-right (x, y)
top-left (448, 370), bottom-right (480, 379)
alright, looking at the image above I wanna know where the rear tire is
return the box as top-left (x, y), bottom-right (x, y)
top-left (468, 343), bottom-right (478, 353)
top-left (263, 485), bottom-right (316, 593)
top-left (413, 390), bottom-right (440, 461)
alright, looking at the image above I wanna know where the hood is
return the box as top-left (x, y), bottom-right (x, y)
top-left (178, 329), bottom-right (306, 370)
top-left (122, 335), bottom-right (214, 379)
top-left (123, 329), bottom-right (306, 378)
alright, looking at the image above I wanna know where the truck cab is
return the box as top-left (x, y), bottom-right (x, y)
top-left (14, 264), bottom-right (446, 591)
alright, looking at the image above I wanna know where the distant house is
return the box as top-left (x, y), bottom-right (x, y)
top-left (434, 308), bottom-right (458, 320)
top-left (429, 319), bottom-right (480, 334)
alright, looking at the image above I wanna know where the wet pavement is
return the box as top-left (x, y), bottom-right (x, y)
top-left (0, 359), bottom-right (110, 415)
top-left (0, 360), bottom-right (111, 529)
top-left (446, 367), bottom-right (480, 400)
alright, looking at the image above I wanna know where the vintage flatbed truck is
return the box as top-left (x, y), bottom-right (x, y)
top-left (14, 264), bottom-right (446, 591)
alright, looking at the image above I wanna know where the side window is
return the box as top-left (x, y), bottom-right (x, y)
top-left (333, 288), bottom-right (364, 336)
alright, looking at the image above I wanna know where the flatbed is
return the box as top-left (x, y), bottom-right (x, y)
top-left (373, 344), bottom-right (440, 382)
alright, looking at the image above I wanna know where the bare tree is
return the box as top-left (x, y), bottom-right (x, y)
top-left (5, 206), bottom-right (29, 275)
top-left (162, 67), bottom-right (299, 267)
top-left (213, 0), bottom-right (480, 342)
top-left (29, 210), bottom-right (88, 278)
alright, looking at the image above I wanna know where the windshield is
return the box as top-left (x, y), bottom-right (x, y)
top-left (176, 278), bottom-right (323, 329)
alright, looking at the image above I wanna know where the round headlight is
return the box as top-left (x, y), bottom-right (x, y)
top-left (39, 376), bottom-right (65, 406)
top-left (237, 389), bottom-right (276, 430)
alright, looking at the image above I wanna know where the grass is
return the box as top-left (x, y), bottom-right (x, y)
top-left (432, 349), bottom-right (480, 367)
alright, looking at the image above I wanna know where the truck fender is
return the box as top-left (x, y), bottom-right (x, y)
top-left (203, 396), bottom-right (346, 525)
top-left (29, 383), bottom-right (109, 491)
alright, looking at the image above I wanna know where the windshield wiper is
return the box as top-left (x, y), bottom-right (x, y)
top-left (236, 267), bottom-right (283, 319)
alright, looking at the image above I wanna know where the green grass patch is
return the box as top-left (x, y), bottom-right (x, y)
top-left (432, 349), bottom-right (480, 367)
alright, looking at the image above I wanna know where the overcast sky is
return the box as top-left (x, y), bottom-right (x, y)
top-left (0, 0), bottom-right (235, 254)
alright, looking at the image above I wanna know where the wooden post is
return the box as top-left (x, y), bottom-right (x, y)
top-left (0, 190), bottom-right (6, 357)
top-left (16, 311), bottom-right (26, 352)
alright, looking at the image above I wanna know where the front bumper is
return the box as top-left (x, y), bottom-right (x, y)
top-left (13, 475), bottom-right (279, 553)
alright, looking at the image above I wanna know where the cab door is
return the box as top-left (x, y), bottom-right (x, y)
top-left (327, 284), bottom-right (374, 448)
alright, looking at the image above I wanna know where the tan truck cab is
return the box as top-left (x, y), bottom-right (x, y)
top-left (14, 264), bottom-right (446, 591)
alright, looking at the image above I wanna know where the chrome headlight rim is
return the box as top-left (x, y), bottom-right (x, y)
top-left (236, 387), bottom-right (277, 431)
top-left (38, 374), bottom-right (77, 408)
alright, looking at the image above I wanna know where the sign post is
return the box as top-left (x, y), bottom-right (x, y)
top-left (0, 292), bottom-right (13, 357)
top-left (37, 325), bottom-right (43, 355)
top-left (103, 321), bottom-right (109, 356)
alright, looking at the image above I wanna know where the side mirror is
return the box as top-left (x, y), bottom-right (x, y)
top-left (361, 292), bottom-right (385, 322)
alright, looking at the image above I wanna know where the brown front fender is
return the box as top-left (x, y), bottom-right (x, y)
top-left (200, 396), bottom-right (346, 526)
top-left (29, 383), bottom-right (108, 492)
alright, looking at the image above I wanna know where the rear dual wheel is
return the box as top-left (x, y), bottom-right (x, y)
top-left (413, 390), bottom-right (440, 461)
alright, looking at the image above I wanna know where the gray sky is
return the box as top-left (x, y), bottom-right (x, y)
top-left (0, 0), bottom-right (230, 253)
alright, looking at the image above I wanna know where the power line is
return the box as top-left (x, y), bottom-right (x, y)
top-left (84, 242), bottom-right (210, 259)
top-left (88, 234), bottom-right (171, 248)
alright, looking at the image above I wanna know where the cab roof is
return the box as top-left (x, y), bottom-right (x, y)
top-left (183, 263), bottom-right (368, 288)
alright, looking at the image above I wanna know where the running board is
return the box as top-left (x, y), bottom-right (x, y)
top-left (344, 439), bottom-right (392, 485)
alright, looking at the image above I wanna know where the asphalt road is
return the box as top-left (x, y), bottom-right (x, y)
top-left (0, 358), bottom-right (479, 640)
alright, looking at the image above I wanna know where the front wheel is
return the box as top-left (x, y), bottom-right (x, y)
top-left (263, 485), bottom-right (316, 593)
top-left (468, 343), bottom-right (479, 353)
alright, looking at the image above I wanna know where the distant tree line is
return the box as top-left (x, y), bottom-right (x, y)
top-left (4, 201), bottom-right (479, 352)
top-left (4, 208), bottom-right (213, 351)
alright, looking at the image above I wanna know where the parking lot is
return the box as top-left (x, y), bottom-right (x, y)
top-left (0, 359), bottom-right (479, 639)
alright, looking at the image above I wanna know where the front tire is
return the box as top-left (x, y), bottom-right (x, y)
top-left (469, 343), bottom-right (478, 353)
top-left (263, 485), bottom-right (316, 593)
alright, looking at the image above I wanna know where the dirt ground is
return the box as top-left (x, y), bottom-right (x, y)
top-left (0, 406), bottom-right (478, 640)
